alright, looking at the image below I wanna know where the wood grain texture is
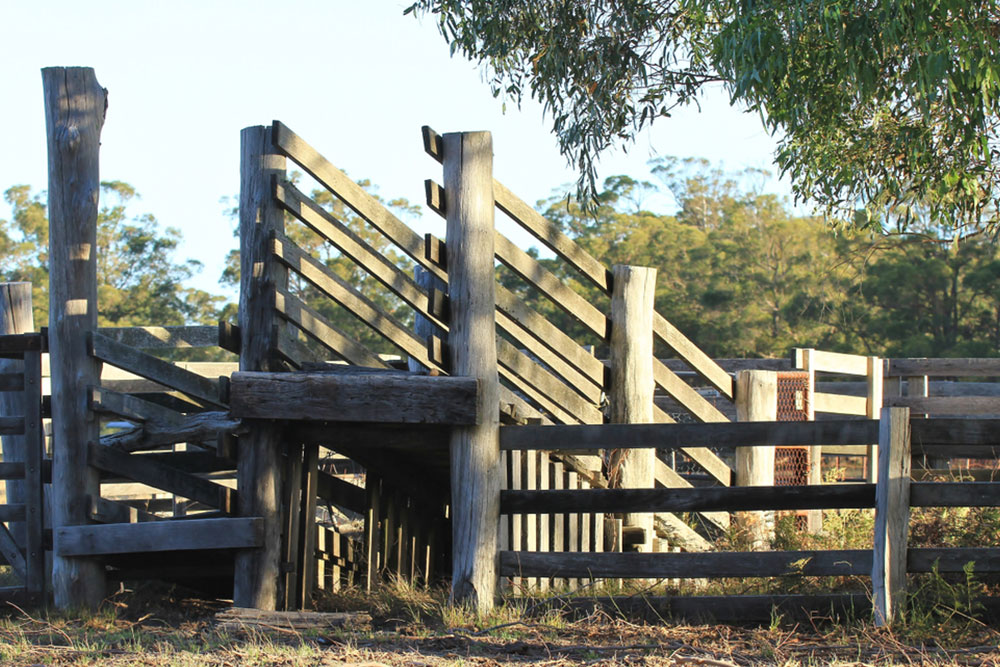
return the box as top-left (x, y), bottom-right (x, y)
top-left (234, 125), bottom-right (286, 610)
top-left (274, 287), bottom-right (387, 368)
top-left (43, 66), bottom-right (108, 609)
top-left (501, 484), bottom-right (875, 514)
top-left (888, 358), bottom-right (1000, 377)
top-left (96, 325), bottom-right (219, 350)
top-left (873, 407), bottom-right (911, 627)
top-left (229, 371), bottom-right (479, 424)
top-left (444, 131), bottom-right (500, 612)
top-left (499, 419), bottom-right (879, 451)
top-left (909, 482), bottom-right (1000, 507)
top-left (608, 265), bottom-right (656, 552)
top-left (55, 517), bottom-right (262, 556)
top-left (910, 418), bottom-right (1000, 445)
top-left (0, 283), bottom-right (32, 543)
top-left (499, 549), bottom-right (871, 578)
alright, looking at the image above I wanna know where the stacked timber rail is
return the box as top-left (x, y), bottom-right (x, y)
top-left (0, 332), bottom-right (46, 600)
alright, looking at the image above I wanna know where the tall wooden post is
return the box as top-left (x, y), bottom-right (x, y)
top-left (873, 406), bottom-right (911, 626)
top-left (866, 356), bottom-right (884, 483)
top-left (801, 348), bottom-right (823, 532)
top-left (0, 283), bottom-right (33, 544)
top-left (735, 370), bottom-right (777, 547)
top-left (443, 131), bottom-right (500, 612)
top-left (233, 125), bottom-right (287, 609)
top-left (608, 265), bottom-right (656, 553)
top-left (43, 66), bottom-right (108, 609)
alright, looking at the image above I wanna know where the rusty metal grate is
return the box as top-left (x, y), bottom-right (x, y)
top-left (775, 446), bottom-right (809, 485)
top-left (776, 371), bottom-right (810, 421)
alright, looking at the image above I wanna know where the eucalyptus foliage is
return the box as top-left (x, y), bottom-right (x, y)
top-left (407, 0), bottom-right (1000, 235)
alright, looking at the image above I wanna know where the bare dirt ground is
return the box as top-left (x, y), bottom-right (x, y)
top-left (1, 585), bottom-right (998, 666)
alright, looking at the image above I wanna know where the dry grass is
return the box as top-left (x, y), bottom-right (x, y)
top-left (0, 580), bottom-right (998, 666)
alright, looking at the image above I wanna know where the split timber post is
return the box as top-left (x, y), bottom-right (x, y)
top-left (0, 282), bottom-right (33, 545)
top-left (734, 370), bottom-right (777, 547)
top-left (442, 131), bottom-right (500, 612)
top-left (872, 406), bottom-right (911, 626)
top-left (234, 125), bottom-right (287, 609)
top-left (608, 265), bottom-right (656, 553)
top-left (43, 66), bottom-right (108, 609)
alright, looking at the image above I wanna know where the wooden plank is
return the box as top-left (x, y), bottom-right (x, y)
top-left (444, 130), bottom-right (501, 611)
top-left (888, 396), bottom-right (1000, 415)
top-left (496, 338), bottom-right (603, 424)
top-left (495, 284), bottom-right (605, 384)
top-left (0, 504), bottom-right (25, 521)
top-left (271, 234), bottom-right (440, 371)
top-left (493, 180), bottom-right (613, 293)
top-left (88, 387), bottom-right (185, 425)
top-left (96, 326), bottom-right (219, 350)
top-left (230, 371), bottom-right (479, 424)
top-left (654, 457), bottom-right (729, 532)
top-left (496, 310), bottom-right (601, 404)
top-left (909, 482), bottom-right (1000, 507)
top-left (272, 121), bottom-right (447, 284)
top-left (814, 392), bottom-right (869, 415)
top-left (89, 333), bottom-right (225, 408)
top-left (0, 417), bottom-right (24, 435)
top-left (89, 444), bottom-right (235, 512)
top-left (274, 288), bottom-right (387, 368)
top-left (0, 372), bottom-right (24, 391)
top-left (910, 418), bottom-right (1000, 445)
top-left (55, 517), bottom-right (263, 556)
top-left (653, 358), bottom-right (729, 423)
top-left (795, 349), bottom-right (869, 376)
top-left (498, 366), bottom-right (579, 425)
top-left (21, 348), bottom-right (43, 595)
top-left (499, 549), bottom-right (871, 579)
top-left (888, 358), bottom-right (1000, 377)
top-left (316, 472), bottom-right (366, 515)
top-left (501, 484), bottom-right (875, 514)
top-left (873, 407), bottom-right (911, 626)
top-left (275, 180), bottom-right (447, 327)
top-left (653, 313), bottom-right (734, 400)
top-left (214, 608), bottom-right (370, 632)
top-left (0, 522), bottom-right (26, 578)
top-left (494, 232), bottom-right (608, 338)
top-left (89, 496), bottom-right (161, 523)
top-left (908, 547), bottom-right (1000, 573)
top-left (0, 333), bottom-right (42, 354)
top-left (0, 462), bottom-right (25, 479)
top-left (500, 419), bottom-right (880, 451)
top-left (44, 66), bottom-right (108, 609)
top-left (99, 411), bottom-right (241, 453)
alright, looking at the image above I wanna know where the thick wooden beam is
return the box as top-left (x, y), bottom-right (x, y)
top-left (501, 484), bottom-right (875, 514)
top-left (234, 125), bottom-right (286, 610)
top-left (96, 325), bottom-right (220, 350)
top-left (499, 549), bottom-right (871, 579)
top-left (873, 406), bottom-right (911, 627)
top-left (229, 372), bottom-right (479, 424)
top-left (44, 66), bottom-right (108, 609)
top-left (608, 265), bottom-right (656, 552)
top-left (444, 130), bottom-right (500, 612)
top-left (499, 419), bottom-right (879, 451)
top-left (735, 370), bottom-right (777, 546)
top-left (909, 482), bottom-right (1000, 506)
top-left (55, 517), bottom-right (263, 556)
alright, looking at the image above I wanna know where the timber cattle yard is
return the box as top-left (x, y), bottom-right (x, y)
top-left (1, 67), bottom-right (998, 665)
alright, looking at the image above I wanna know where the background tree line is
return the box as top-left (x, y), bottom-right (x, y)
top-left (3, 161), bottom-right (998, 361)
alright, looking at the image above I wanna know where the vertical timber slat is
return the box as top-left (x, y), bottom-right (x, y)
top-left (234, 125), bottom-right (287, 609)
top-left (22, 348), bottom-right (44, 595)
top-left (873, 406), bottom-right (911, 626)
top-left (44, 66), bottom-right (108, 609)
top-left (0, 283), bottom-right (33, 548)
top-left (443, 131), bottom-right (500, 611)
top-left (608, 265), bottom-right (657, 553)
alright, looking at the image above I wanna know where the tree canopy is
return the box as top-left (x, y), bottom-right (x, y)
top-left (406, 0), bottom-right (1000, 236)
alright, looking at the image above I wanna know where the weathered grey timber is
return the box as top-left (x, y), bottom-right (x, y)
top-left (89, 332), bottom-right (225, 408)
top-left (55, 517), bottom-right (262, 556)
top-left (98, 411), bottom-right (243, 452)
top-left (0, 283), bottom-right (32, 543)
top-left (501, 484), bottom-right (875, 514)
top-left (234, 125), bottom-right (285, 610)
top-left (910, 482), bottom-right (1000, 506)
top-left (89, 387), bottom-right (186, 426)
top-left (734, 370), bottom-right (777, 545)
top-left (499, 419), bottom-right (879, 451)
top-left (89, 496), bottom-right (160, 524)
top-left (873, 407), bottom-right (911, 626)
top-left (908, 547), bottom-right (1000, 573)
top-left (888, 357), bottom-right (1000, 376)
top-left (499, 549), bottom-right (871, 579)
top-left (608, 265), bottom-right (656, 553)
top-left (96, 325), bottom-right (220, 350)
top-left (273, 288), bottom-right (388, 368)
top-left (229, 372), bottom-right (479, 424)
top-left (215, 607), bottom-right (370, 633)
top-left (443, 131), bottom-right (500, 611)
top-left (408, 267), bottom-right (448, 374)
top-left (44, 66), bottom-right (107, 609)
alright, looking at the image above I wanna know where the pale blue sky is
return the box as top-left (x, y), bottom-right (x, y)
top-left (0, 1), bottom-right (782, 298)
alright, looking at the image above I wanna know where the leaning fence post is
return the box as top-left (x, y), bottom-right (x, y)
top-left (0, 282), bottom-right (33, 545)
top-left (873, 406), bottom-right (911, 626)
top-left (233, 125), bottom-right (287, 609)
top-left (442, 130), bottom-right (500, 612)
top-left (43, 66), bottom-right (108, 609)
top-left (608, 265), bottom-right (657, 553)
top-left (734, 370), bottom-right (777, 547)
